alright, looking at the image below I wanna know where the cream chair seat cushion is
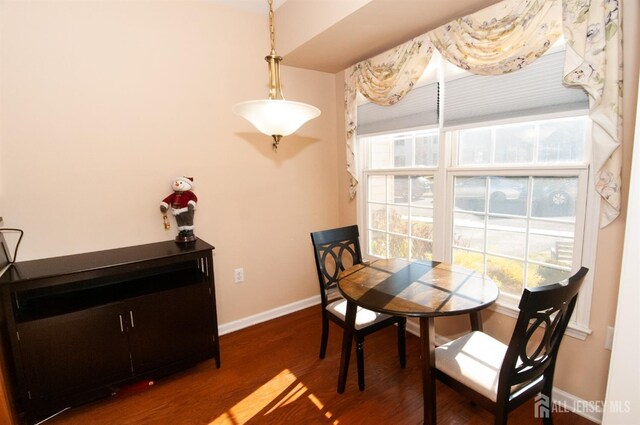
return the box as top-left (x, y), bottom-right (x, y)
top-left (435, 331), bottom-right (509, 402)
top-left (327, 298), bottom-right (392, 330)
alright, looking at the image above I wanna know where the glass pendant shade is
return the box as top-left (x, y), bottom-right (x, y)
top-left (232, 0), bottom-right (320, 150)
top-left (233, 99), bottom-right (320, 137)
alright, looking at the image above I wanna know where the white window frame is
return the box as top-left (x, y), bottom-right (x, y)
top-left (360, 126), bottom-right (440, 262)
top-left (356, 112), bottom-right (596, 340)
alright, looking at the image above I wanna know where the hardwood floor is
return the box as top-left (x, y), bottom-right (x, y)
top-left (48, 306), bottom-right (595, 425)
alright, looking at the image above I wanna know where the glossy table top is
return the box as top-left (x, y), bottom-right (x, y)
top-left (338, 258), bottom-right (499, 317)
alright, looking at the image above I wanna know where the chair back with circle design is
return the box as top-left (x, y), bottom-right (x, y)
top-left (497, 267), bottom-right (589, 402)
top-left (310, 225), bottom-right (363, 307)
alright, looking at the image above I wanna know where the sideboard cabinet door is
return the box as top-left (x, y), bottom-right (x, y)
top-left (16, 303), bottom-right (132, 415)
top-left (127, 281), bottom-right (216, 374)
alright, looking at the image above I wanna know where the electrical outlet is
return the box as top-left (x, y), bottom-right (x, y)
top-left (234, 268), bottom-right (244, 283)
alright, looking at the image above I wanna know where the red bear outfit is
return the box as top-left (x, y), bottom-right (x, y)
top-left (161, 191), bottom-right (197, 215)
top-left (161, 190), bottom-right (197, 234)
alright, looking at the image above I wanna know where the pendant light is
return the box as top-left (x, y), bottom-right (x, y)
top-left (232, 0), bottom-right (320, 151)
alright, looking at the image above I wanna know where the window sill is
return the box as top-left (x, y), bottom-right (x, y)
top-left (489, 300), bottom-right (592, 341)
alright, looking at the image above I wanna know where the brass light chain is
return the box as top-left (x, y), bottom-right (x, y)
top-left (268, 0), bottom-right (276, 53)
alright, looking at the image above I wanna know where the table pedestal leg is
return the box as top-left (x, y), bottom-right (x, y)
top-left (337, 301), bottom-right (357, 393)
top-left (420, 316), bottom-right (436, 425)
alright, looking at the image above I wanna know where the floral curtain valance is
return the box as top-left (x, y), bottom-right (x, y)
top-left (344, 0), bottom-right (623, 226)
top-left (429, 0), bottom-right (563, 75)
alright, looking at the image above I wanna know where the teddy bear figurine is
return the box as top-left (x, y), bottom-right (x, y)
top-left (160, 176), bottom-right (197, 243)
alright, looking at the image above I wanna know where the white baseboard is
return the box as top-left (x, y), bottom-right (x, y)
top-left (219, 298), bottom-right (600, 423)
top-left (405, 317), bottom-right (420, 337)
top-left (552, 387), bottom-right (603, 423)
top-left (218, 295), bottom-right (321, 336)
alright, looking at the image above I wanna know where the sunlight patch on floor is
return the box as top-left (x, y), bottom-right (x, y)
top-left (265, 381), bottom-right (307, 414)
top-left (209, 369), bottom-right (335, 424)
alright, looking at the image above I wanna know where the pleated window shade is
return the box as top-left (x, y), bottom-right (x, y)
top-left (443, 51), bottom-right (588, 128)
top-left (357, 51), bottom-right (588, 135)
top-left (357, 82), bottom-right (439, 136)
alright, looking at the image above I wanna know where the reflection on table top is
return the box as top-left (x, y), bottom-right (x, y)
top-left (337, 258), bottom-right (499, 317)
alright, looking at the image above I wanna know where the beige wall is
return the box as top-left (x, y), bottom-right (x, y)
top-left (0, 0), bottom-right (339, 316)
top-left (0, 1), bottom-right (339, 420)
top-left (335, 0), bottom-right (640, 410)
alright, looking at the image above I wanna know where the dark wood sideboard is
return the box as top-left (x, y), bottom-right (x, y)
top-left (0, 239), bottom-right (220, 424)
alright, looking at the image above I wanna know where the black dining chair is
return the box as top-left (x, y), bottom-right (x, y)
top-left (433, 267), bottom-right (589, 425)
top-left (310, 225), bottom-right (406, 391)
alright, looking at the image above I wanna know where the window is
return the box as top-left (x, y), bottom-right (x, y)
top-left (365, 131), bottom-right (437, 261)
top-left (357, 47), bottom-right (594, 338)
top-left (449, 117), bottom-right (588, 301)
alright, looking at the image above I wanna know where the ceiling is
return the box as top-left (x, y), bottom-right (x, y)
top-left (282, 0), bottom-right (501, 73)
top-left (216, 0), bottom-right (501, 73)
top-left (211, 0), bottom-right (287, 15)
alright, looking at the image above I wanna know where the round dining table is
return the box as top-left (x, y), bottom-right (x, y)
top-left (337, 258), bottom-right (500, 425)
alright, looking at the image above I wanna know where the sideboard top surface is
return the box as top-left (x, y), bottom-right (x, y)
top-left (0, 239), bottom-right (215, 286)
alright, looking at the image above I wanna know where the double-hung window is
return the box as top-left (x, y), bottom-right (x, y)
top-left (448, 116), bottom-right (589, 303)
top-left (357, 46), bottom-right (593, 336)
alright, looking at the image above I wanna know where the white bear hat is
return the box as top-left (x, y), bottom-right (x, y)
top-left (174, 176), bottom-right (194, 187)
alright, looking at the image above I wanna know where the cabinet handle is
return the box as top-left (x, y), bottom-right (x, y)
top-left (119, 314), bottom-right (124, 332)
top-left (129, 310), bottom-right (135, 328)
